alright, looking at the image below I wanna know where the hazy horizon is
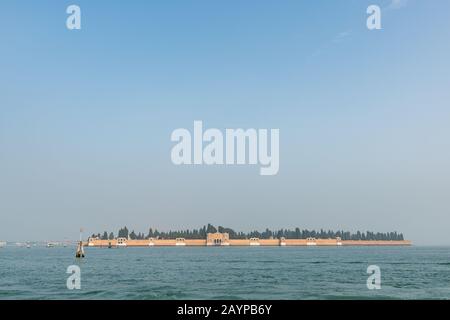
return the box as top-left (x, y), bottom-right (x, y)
top-left (2, 223), bottom-right (411, 244)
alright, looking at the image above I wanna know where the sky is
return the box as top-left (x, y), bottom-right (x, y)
top-left (0, 0), bottom-right (449, 244)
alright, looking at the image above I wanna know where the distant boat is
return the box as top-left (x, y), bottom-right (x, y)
top-left (47, 242), bottom-right (57, 248)
top-left (0, 241), bottom-right (6, 248)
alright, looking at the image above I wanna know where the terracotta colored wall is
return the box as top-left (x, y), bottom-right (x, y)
top-left (284, 239), bottom-right (308, 246)
top-left (315, 239), bottom-right (339, 246)
top-left (86, 239), bottom-right (116, 246)
top-left (153, 239), bottom-right (176, 246)
top-left (259, 239), bottom-right (279, 246)
top-left (131, 240), bottom-right (152, 246)
top-left (86, 239), bottom-right (411, 247)
top-left (229, 239), bottom-right (251, 246)
top-left (342, 240), bottom-right (411, 246)
top-left (185, 240), bottom-right (207, 246)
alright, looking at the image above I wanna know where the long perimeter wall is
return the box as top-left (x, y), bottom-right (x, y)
top-left (85, 238), bottom-right (412, 247)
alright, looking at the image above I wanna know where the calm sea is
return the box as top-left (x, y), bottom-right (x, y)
top-left (0, 246), bottom-right (449, 299)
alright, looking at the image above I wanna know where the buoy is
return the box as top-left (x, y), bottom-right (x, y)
top-left (75, 241), bottom-right (85, 258)
top-left (76, 228), bottom-right (85, 258)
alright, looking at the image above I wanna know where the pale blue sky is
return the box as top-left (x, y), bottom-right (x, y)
top-left (1, 1), bottom-right (449, 244)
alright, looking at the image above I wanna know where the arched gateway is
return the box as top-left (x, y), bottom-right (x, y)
top-left (206, 232), bottom-right (230, 246)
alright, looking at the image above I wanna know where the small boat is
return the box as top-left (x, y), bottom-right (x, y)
top-left (0, 241), bottom-right (6, 248)
top-left (47, 242), bottom-right (57, 248)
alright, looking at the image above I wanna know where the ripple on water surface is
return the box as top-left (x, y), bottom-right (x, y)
top-left (0, 246), bottom-right (449, 299)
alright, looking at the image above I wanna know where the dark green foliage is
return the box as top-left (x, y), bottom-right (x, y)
top-left (95, 224), bottom-right (405, 241)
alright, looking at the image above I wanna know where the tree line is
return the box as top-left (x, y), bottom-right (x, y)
top-left (90, 223), bottom-right (404, 241)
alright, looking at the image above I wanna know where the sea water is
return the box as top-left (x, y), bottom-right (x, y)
top-left (0, 246), bottom-right (449, 299)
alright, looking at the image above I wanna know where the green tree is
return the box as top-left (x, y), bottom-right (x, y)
top-left (206, 224), bottom-right (217, 234)
top-left (118, 226), bottom-right (129, 238)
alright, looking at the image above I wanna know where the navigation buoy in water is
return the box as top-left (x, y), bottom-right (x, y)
top-left (75, 241), bottom-right (85, 258)
top-left (76, 228), bottom-right (85, 258)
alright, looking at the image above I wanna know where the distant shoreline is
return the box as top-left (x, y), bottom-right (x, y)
top-left (86, 233), bottom-right (411, 247)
